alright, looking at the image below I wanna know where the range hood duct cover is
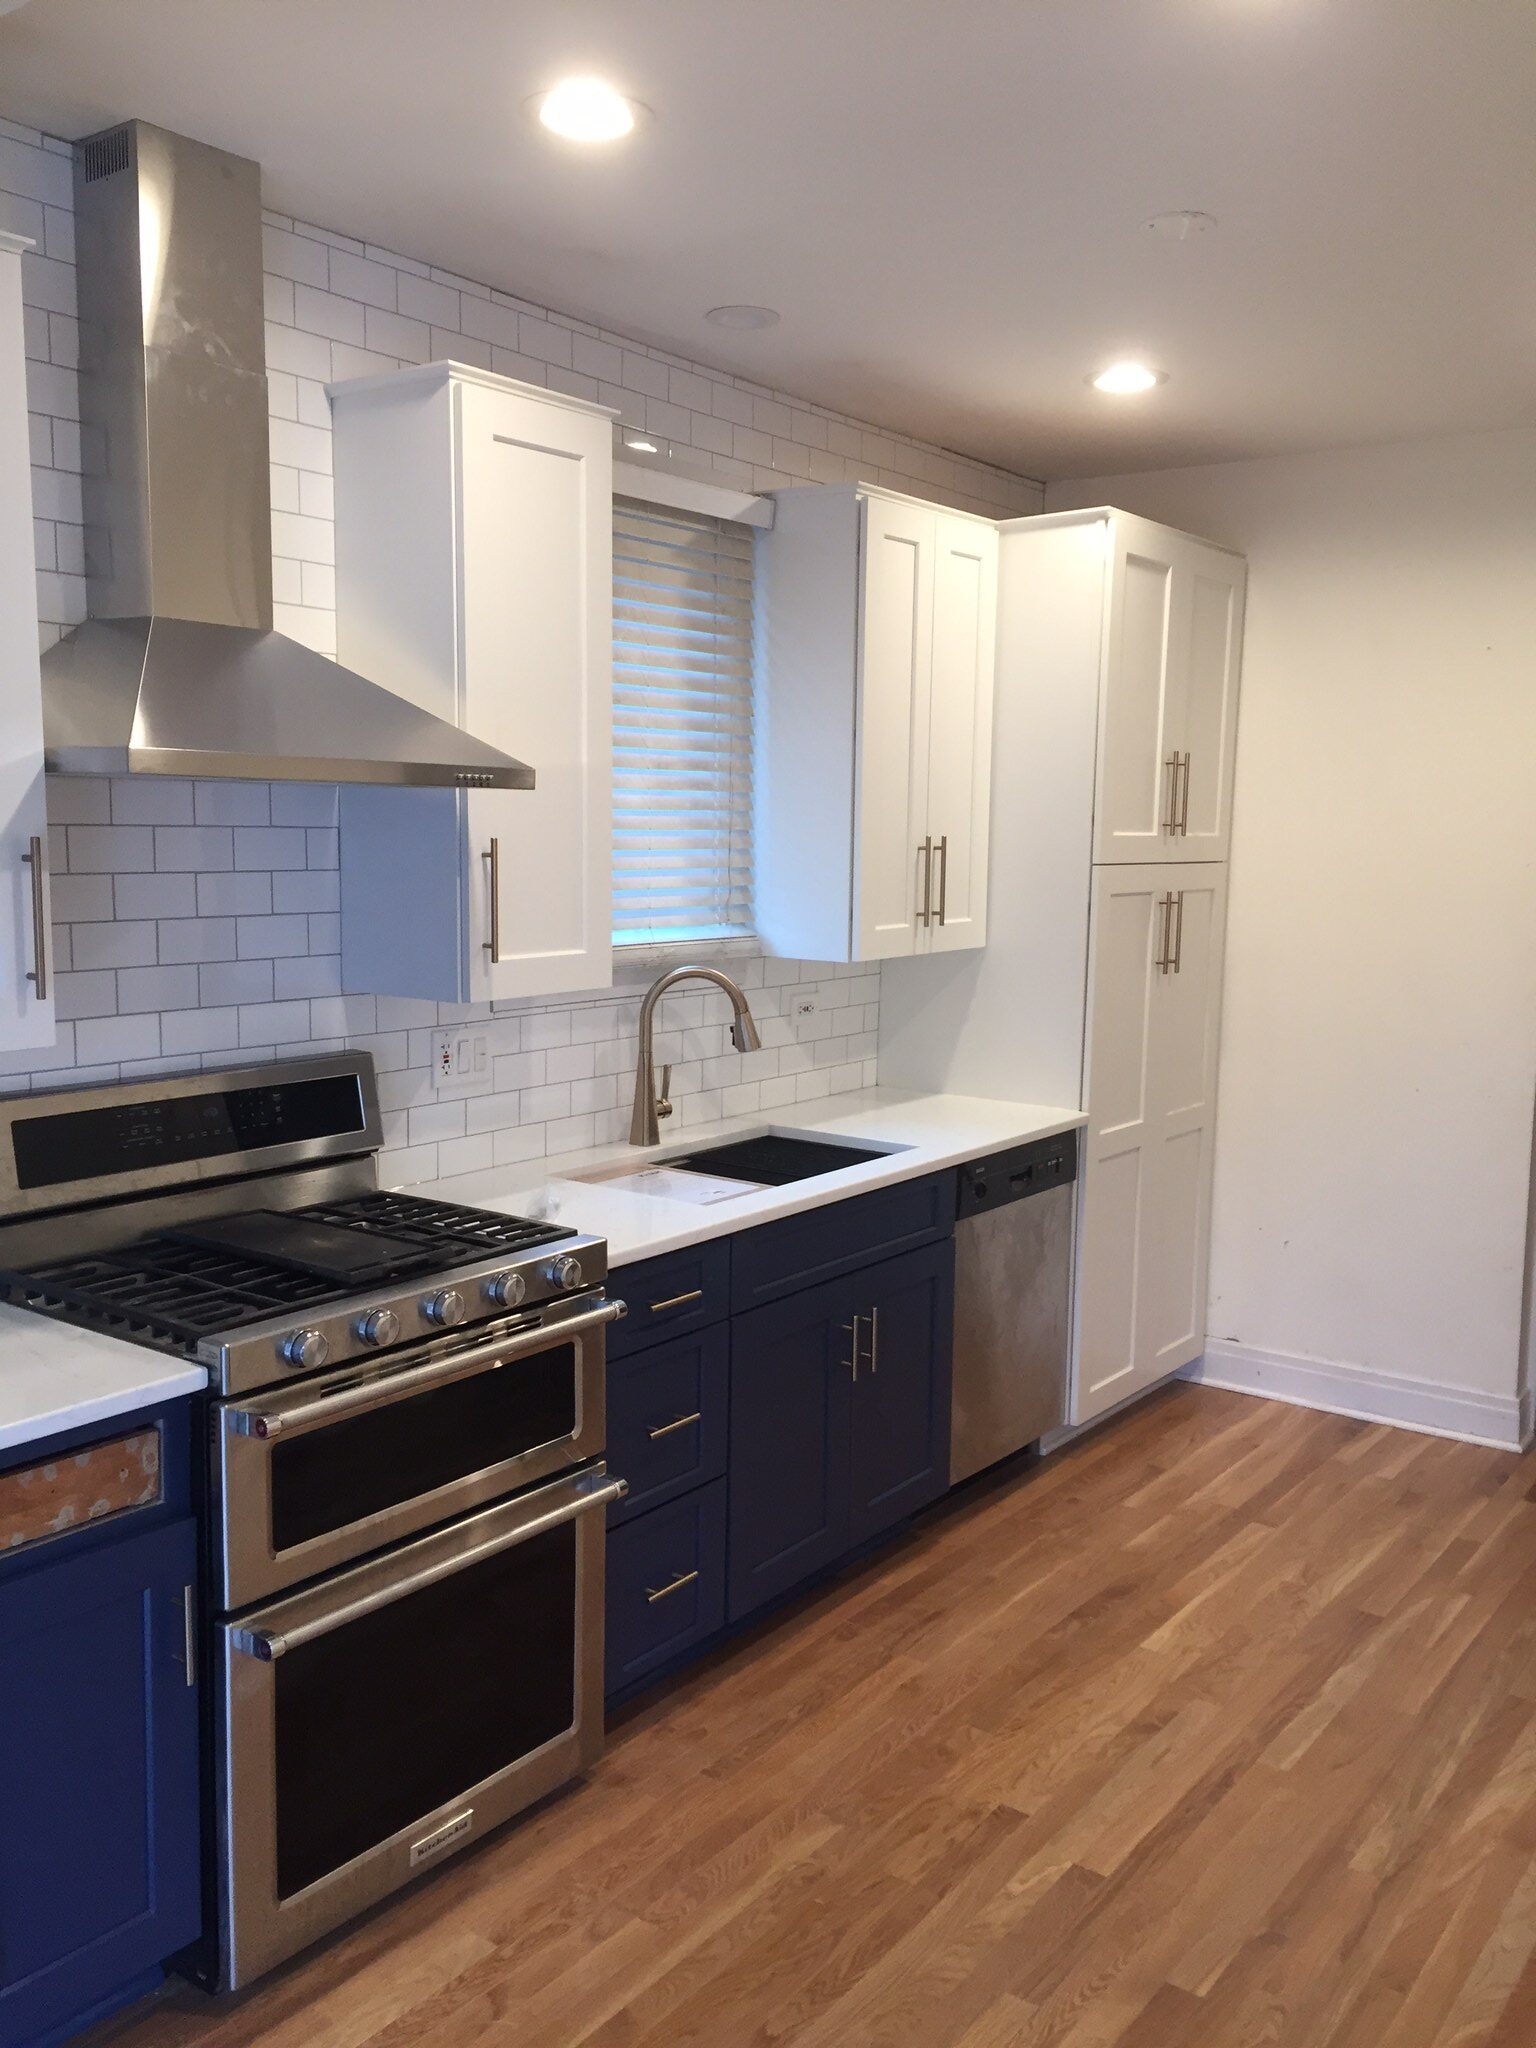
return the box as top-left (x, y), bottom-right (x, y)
top-left (41, 120), bottom-right (532, 790)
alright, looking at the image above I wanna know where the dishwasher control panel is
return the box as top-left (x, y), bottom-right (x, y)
top-left (957, 1131), bottom-right (1079, 1218)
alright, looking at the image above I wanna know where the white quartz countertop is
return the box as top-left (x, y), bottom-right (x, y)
top-left (409, 1088), bottom-right (1085, 1269)
top-left (0, 1305), bottom-right (207, 1454)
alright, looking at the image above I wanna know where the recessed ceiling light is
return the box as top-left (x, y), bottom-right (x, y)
top-left (1089, 361), bottom-right (1165, 395)
top-left (533, 77), bottom-right (639, 143)
top-left (705, 304), bottom-right (780, 330)
top-left (623, 435), bottom-right (659, 453)
top-left (1146, 210), bottom-right (1217, 241)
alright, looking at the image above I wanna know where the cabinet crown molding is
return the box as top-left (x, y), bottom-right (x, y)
top-left (326, 356), bottom-right (619, 422)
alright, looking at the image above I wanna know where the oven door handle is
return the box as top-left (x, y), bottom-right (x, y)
top-left (225, 1298), bottom-right (627, 1442)
top-left (230, 1470), bottom-right (628, 1660)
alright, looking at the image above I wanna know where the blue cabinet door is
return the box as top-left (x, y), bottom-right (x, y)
top-left (726, 1272), bottom-right (856, 1621)
top-left (846, 1239), bottom-right (955, 1548)
top-left (0, 1517), bottom-right (202, 2048)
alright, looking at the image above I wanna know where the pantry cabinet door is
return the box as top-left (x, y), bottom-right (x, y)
top-left (923, 514), bottom-right (997, 954)
top-left (1074, 865), bottom-right (1165, 1421)
top-left (0, 236), bottom-right (54, 1054)
top-left (1139, 865), bottom-right (1227, 1374)
top-left (1164, 542), bottom-right (1244, 865)
top-left (1093, 517), bottom-right (1183, 864)
top-left (851, 495), bottom-right (934, 960)
top-left (456, 377), bottom-right (612, 1001)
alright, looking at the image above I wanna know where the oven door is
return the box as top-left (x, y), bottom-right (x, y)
top-left (214, 1295), bottom-right (620, 1607)
top-left (216, 1462), bottom-right (624, 1989)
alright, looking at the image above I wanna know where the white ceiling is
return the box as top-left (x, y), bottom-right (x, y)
top-left (3, 0), bottom-right (1533, 478)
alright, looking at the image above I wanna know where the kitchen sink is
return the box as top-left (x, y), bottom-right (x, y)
top-left (668, 1133), bottom-right (899, 1185)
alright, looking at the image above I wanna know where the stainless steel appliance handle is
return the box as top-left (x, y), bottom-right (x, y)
top-left (22, 835), bottom-right (47, 999)
top-left (917, 837), bottom-right (934, 927)
top-left (231, 1472), bottom-right (628, 1659)
top-left (226, 1299), bottom-right (626, 1441)
top-left (935, 836), bottom-right (949, 927)
top-left (482, 836), bottom-right (501, 962)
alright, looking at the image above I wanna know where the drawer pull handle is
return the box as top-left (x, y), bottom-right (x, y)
top-left (647, 1411), bottom-right (702, 1440)
top-left (646, 1568), bottom-right (700, 1604)
top-left (649, 1289), bottom-right (703, 1313)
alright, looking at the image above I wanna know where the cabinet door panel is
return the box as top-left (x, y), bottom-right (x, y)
top-left (847, 1240), bottom-right (954, 1547)
top-left (727, 1275), bottom-right (854, 1620)
top-left (1094, 527), bottom-right (1178, 863)
top-left (925, 516), bottom-right (996, 953)
top-left (0, 239), bottom-right (53, 1054)
top-left (458, 381), bottom-right (612, 999)
top-left (852, 497), bottom-right (934, 959)
top-left (0, 1519), bottom-right (201, 2045)
top-left (1142, 867), bottom-right (1227, 1373)
top-left (1170, 549), bottom-right (1244, 862)
top-left (1075, 867), bottom-right (1163, 1421)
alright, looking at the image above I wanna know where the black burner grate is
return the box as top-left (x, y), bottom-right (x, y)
top-left (0, 1193), bottom-right (574, 1355)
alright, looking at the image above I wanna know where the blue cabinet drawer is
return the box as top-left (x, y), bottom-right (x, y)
top-left (609, 1239), bottom-right (731, 1359)
top-left (606, 1324), bottom-right (728, 1524)
top-left (730, 1171), bottom-right (956, 1312)
top-left (605, 1481), bottom-right (727, 1695)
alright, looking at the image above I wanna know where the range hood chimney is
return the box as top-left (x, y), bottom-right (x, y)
top-left (42, 120), bottom-right (532, 789)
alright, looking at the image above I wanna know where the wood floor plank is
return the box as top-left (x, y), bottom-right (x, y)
top-left (87, 1387), bottom-right (1535, 2048)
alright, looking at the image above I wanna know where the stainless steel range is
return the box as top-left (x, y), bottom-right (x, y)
top-left (0, 1053), bottom-right (627, 1989)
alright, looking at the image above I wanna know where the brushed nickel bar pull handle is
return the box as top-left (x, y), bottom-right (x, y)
top-left (482, 837), bottom-right (501, 962)
top-left (1156, 893), bottom-right (1174, 976)
top-left (647, 1410), bottom-right (702, 1440)
top-left (1162, 756), bottom-right (1179, 837)
top-left (649, 1289), bottom-right (703, 1313)
top-left (180, 1584), bottom-right (197, 1688)
top-left (839, 1318), bottom-right (860, 1380)
top-left (22, 835), bottom-right (46, 999)
top-left (645, 1568), bottom-right (700, 1604)
top-left (867, 1304), bottom-right (880, 1375)
top-left (935, 836), bottom-right (949, 927)
top-left (1173, 889), bottom-right (1186, 975)
top-left (917, 837), bottom-right (934, 927)
top-left (1178, 752), bottom-right (1191, 836)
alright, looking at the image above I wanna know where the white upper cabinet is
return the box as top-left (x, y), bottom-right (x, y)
top-left (1074, 860), bottom-right (1228, 1422)
top-left (1094, 514), bottom-right (1245, 865)
top-left (757, 484), bottom-right (997, 964)
top-left (0, 233), bottom-right (54, 1055)
top-left (330, 363), bottom-right (613, 1003)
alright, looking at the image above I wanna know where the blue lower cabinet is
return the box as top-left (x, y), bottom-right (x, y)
top-left (606, 1324), bottom-right (729, 1525)
top-left (605, 1481), bottom-right (727, 1695)
top-left (0, 1515), bottom-right (202, 2048)
top-left (727, 1270), bottom-right (857, 1621)
top-left (846, 1237), bottom-right (954, 1547)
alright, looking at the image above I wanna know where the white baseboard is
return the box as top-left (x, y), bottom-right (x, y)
top-left (1187, 1340), bottom-right (1529, 1452)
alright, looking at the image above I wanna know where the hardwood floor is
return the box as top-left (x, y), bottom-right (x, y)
top-left (95, 1385), bottom-right (1536, 2048)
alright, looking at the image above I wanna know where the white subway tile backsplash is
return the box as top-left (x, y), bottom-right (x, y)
top-left (7, 119), bottom-right (1043, 1181)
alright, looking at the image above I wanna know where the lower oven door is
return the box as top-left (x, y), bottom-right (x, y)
top-left (214, 1295), bottom-right (620, 1606)
top-left (216, 1462), bottom-right (624, 1990)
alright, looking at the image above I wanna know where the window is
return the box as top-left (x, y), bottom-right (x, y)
top-left (611, 497), bottom-right (755, 946)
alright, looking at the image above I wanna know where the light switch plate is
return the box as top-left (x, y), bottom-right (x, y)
top-left (431, 1026), bottom-right (491, 1096)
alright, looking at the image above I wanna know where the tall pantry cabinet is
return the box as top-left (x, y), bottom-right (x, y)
top-left (878, 508), bottom-right (1245, 1427)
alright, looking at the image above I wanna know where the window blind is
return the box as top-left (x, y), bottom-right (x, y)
top-left (612, 496), bottom-right (756, 944)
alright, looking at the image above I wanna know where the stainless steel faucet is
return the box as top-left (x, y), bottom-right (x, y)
top-left (629, 965), bottom-right (763, 1146)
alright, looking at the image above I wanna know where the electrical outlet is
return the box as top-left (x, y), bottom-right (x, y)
top-left (431, 1027), bottom-right (490, 1095)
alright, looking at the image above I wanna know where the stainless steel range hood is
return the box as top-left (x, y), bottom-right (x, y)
top-left (42, 121), bottom-right (533, 789)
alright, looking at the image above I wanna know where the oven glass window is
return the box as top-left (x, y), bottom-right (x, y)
top-left (269, 1342), bottom-right (578, 1552)
top-left (273, 1520), bottom-right (576, 1898)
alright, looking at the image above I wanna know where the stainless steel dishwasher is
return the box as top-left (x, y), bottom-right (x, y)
top-left (950, 1132), bottom-right (1078, 1484)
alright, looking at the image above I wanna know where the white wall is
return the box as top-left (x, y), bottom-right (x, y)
top-left (0, 110), bottom-right (1042, 1185)
top-left (1051, 430), bottom-right (1536, 1420)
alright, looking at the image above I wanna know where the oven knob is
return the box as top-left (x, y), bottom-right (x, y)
top-left (356, 1307), bottom-right (401, 1347)
top-left (279, 1328), bottom-right (329, 1370)
top-left (545, 1254), bottom-right (585, 1292)
top-left (485, 1270), bottom-right (527, 1309)
top-left (422, 1287), bottom-right (467, 1328)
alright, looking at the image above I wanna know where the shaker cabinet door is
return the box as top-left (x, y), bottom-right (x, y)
top-left (923, 515), bottom-right (997, 954)
top-left (851, 495), bottom-right (934, 960)
top-left (845, 1240), bottom-right (954, 1548)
